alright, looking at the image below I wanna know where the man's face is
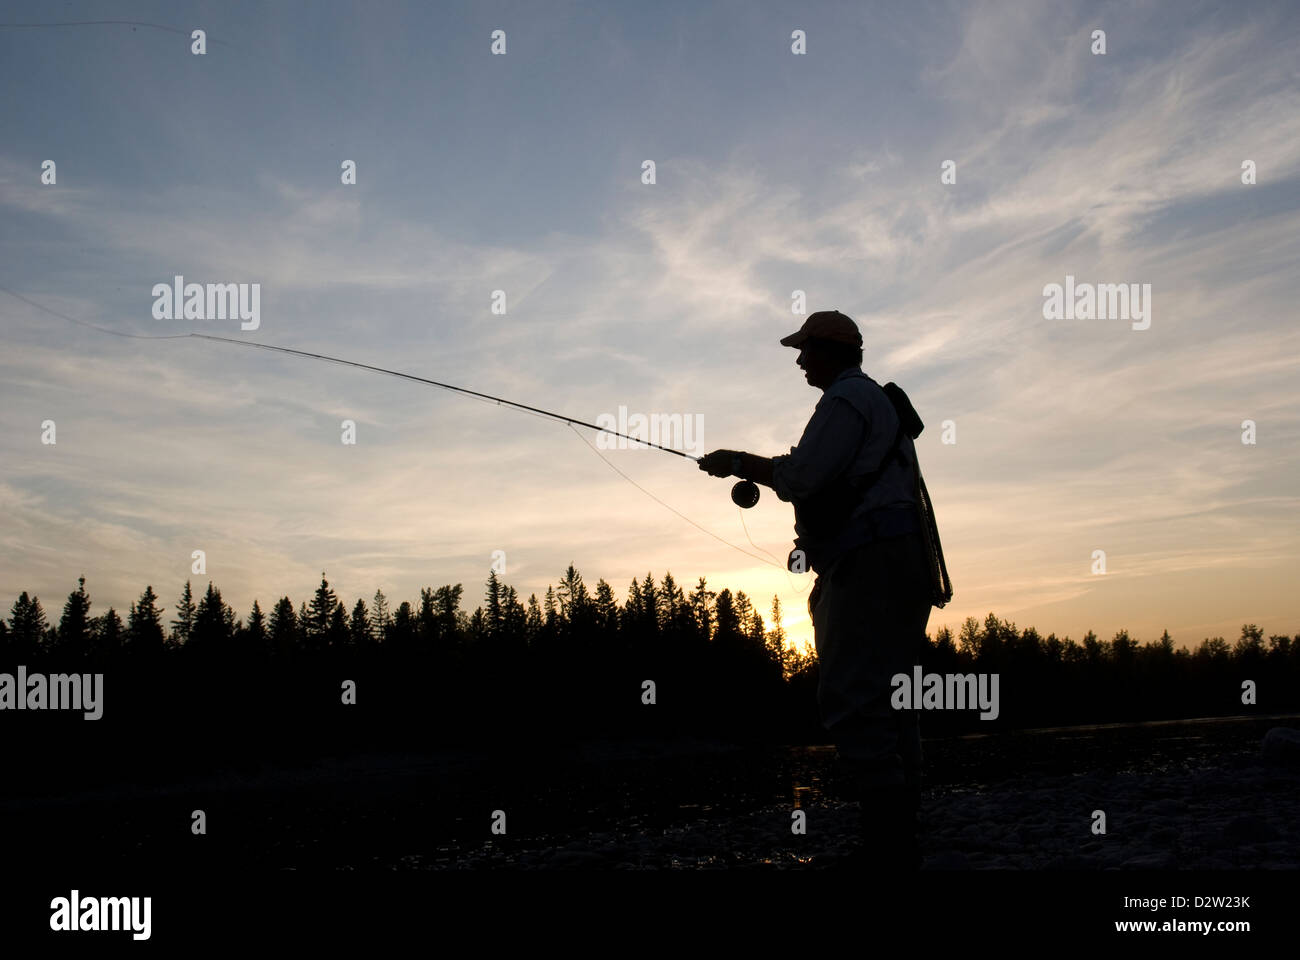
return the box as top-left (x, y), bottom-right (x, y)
top-left (796, 339), bottom-right (840, 389)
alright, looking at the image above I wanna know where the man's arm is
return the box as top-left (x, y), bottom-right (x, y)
top-left (735, 452), bottom-right (775, 488)
top-left (697, 449), bottom-right (774, 487)
top-left (696, 396), bottom-right (865, 495)
top-left (770, 397), bottom-right (866, 502)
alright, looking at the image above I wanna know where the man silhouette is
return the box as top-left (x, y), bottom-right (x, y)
top-left (699, 310), bottom-right (931, 870)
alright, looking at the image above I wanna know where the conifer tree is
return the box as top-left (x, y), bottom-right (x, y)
top-left (486, 570), bottom-right (504, 637)
top-left (191, 582), bottom-right (234, 650)
top-left (689, 577), bottom-right (715, 640)
top-left (502, 585), bottom-right (526, 640)
top-left (245, 599), bottom-right (269, 655)
top-left (128, 585), bottom-right (166, 657)
top-left (308, 574), bottom-right (338, 649)
top-left (524, 593), bottom-right (543, 643)
top-left (327, 601), bottom-right (350, 647)
top-left (349, 598), bottom-right (371, 646)
top-left (639, 573), bottom-right (657, 631)
top-left (8, 592), bottom-right (49, 659)
top-left (767, 595), bottom-right (787, 672)
top-left (92, 607), bottom-right (124, 658)
top-left (172, 581), bottom-right (196, 646)
top-left (269, 597), bottom-right (298, 657)
top-left (593, 579), bottom-right (619, 635)
top-left (714, 589), bottom-right (739, 642)
top-left (390, 601), bottom-right (416, 649)
top-left (621, 579), bottom-right (643, 632)
top-left (58, 576), bottom-right (92, 658)
top-left (371, 589), bottom-right (391, 643)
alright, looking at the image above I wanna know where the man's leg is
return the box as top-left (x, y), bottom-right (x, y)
top-left (900, 589), bottom-right (930, 812)
top-left (812, 533), bottom-right (931, 868)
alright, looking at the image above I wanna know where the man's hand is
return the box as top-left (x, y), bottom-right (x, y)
top-left (698, 449), bottom-right (739, 478)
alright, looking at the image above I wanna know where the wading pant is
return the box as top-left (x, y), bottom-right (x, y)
top-left (810, 531), bottom-right (931, 791)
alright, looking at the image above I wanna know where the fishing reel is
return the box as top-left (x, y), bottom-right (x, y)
top-left (731, 480), bottom-right (760, 509)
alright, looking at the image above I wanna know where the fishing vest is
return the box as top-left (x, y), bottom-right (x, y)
top-left (790, 373), bottom-right (953, 608)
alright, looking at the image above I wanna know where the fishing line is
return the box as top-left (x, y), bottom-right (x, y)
top-left (0, 284), bottom-right (693, 457)
top-left (736, 506), bottom-right (813, 593)
top-left (565, 424), bottom-right (785, 570)
top-left (0, 285), bottom-right (193, 340)
top-left (4, 285), bottom-right (806, 572)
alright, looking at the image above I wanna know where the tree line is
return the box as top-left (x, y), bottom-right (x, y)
top-left (3, 570), bottom-right (1297, 739)
top-left (1, 568), bottom-right (798, 674)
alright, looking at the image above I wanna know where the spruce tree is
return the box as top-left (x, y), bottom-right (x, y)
top-left (485, 570), bottom-right (504, 637)
top-left (593, 579), bottom-right (618, 636)
top-left (327, 601), bottom-right (350, 648)
top-left (269, 597), bottom-right (298, 658)
top-left (93, 607), bottom-right (124, 658)
top-left (245, 599), bottom-right (269, 655)
top-left (621, 579), bottom-right (641, 633)
top-left (172, 581), bottom-right (196, 646)
top-left (543, 586), bottom-right (558, 628)
top-left (8, 592), bottom-right (49, 659)
top-left (658, 572), bottom-right (681, 632)
top-left (767, 595), bottom-right (787, 672)
top-left (128, 585), bottom-right (166, 657)
top-left (307, 574), bottom-right (337, 650)
top-left (556, 565), bottom-right (590, 622)
top-left (1158, 629), bottom-right (1174, 655)
top-left (714, 589), bottom-right (739, 642)
top-left (689, 577), bottom-right (715, 640)
top-left (349, 598), bottom-right (371, 646)
top-left (58, 576), bottom-right (92, 658)
top-left (191, 581), bottom-right (234, 650)
top-left (639, 573), bottom-right (657, 632)
top-left (371, 589), bottom-right (391, 644)
top-left (524, 594), bottom-right (543, 644)
top-left (503, 585), bottom-right (526, 641)
top-left (391, 601), bottom-right (415, 649)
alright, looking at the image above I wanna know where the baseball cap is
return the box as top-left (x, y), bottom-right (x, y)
top-left (779, 310), bottom-right (862, 348)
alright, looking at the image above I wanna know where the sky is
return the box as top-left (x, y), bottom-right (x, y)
top-left (2, 0), bottom-right (1298, 653)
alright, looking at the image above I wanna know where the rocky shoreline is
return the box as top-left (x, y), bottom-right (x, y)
top-left (5, 717), bottom-right (1296, 871)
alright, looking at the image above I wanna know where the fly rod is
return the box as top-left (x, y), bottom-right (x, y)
top-left (187, 333), bottom-right (700, 460)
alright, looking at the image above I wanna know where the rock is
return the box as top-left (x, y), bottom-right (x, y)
top-left (926, 850), bottom-right (971, 870)
top-left (1147, 798), bottom-right (1185, 815)
top-left (1261, 727), bottom-right (1300, 766)
top-left (549, 849), bottom-right (609, 868)
top-left (1221, 816), bottom-right (1280, 844)
top-left (1122, 852), bottom-right (1175, 869)
top-left (1042, 855), bottom-right (1100, 869)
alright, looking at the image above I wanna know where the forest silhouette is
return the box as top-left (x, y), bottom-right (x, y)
top-left (3, 568), bottom-right (1298, 793)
